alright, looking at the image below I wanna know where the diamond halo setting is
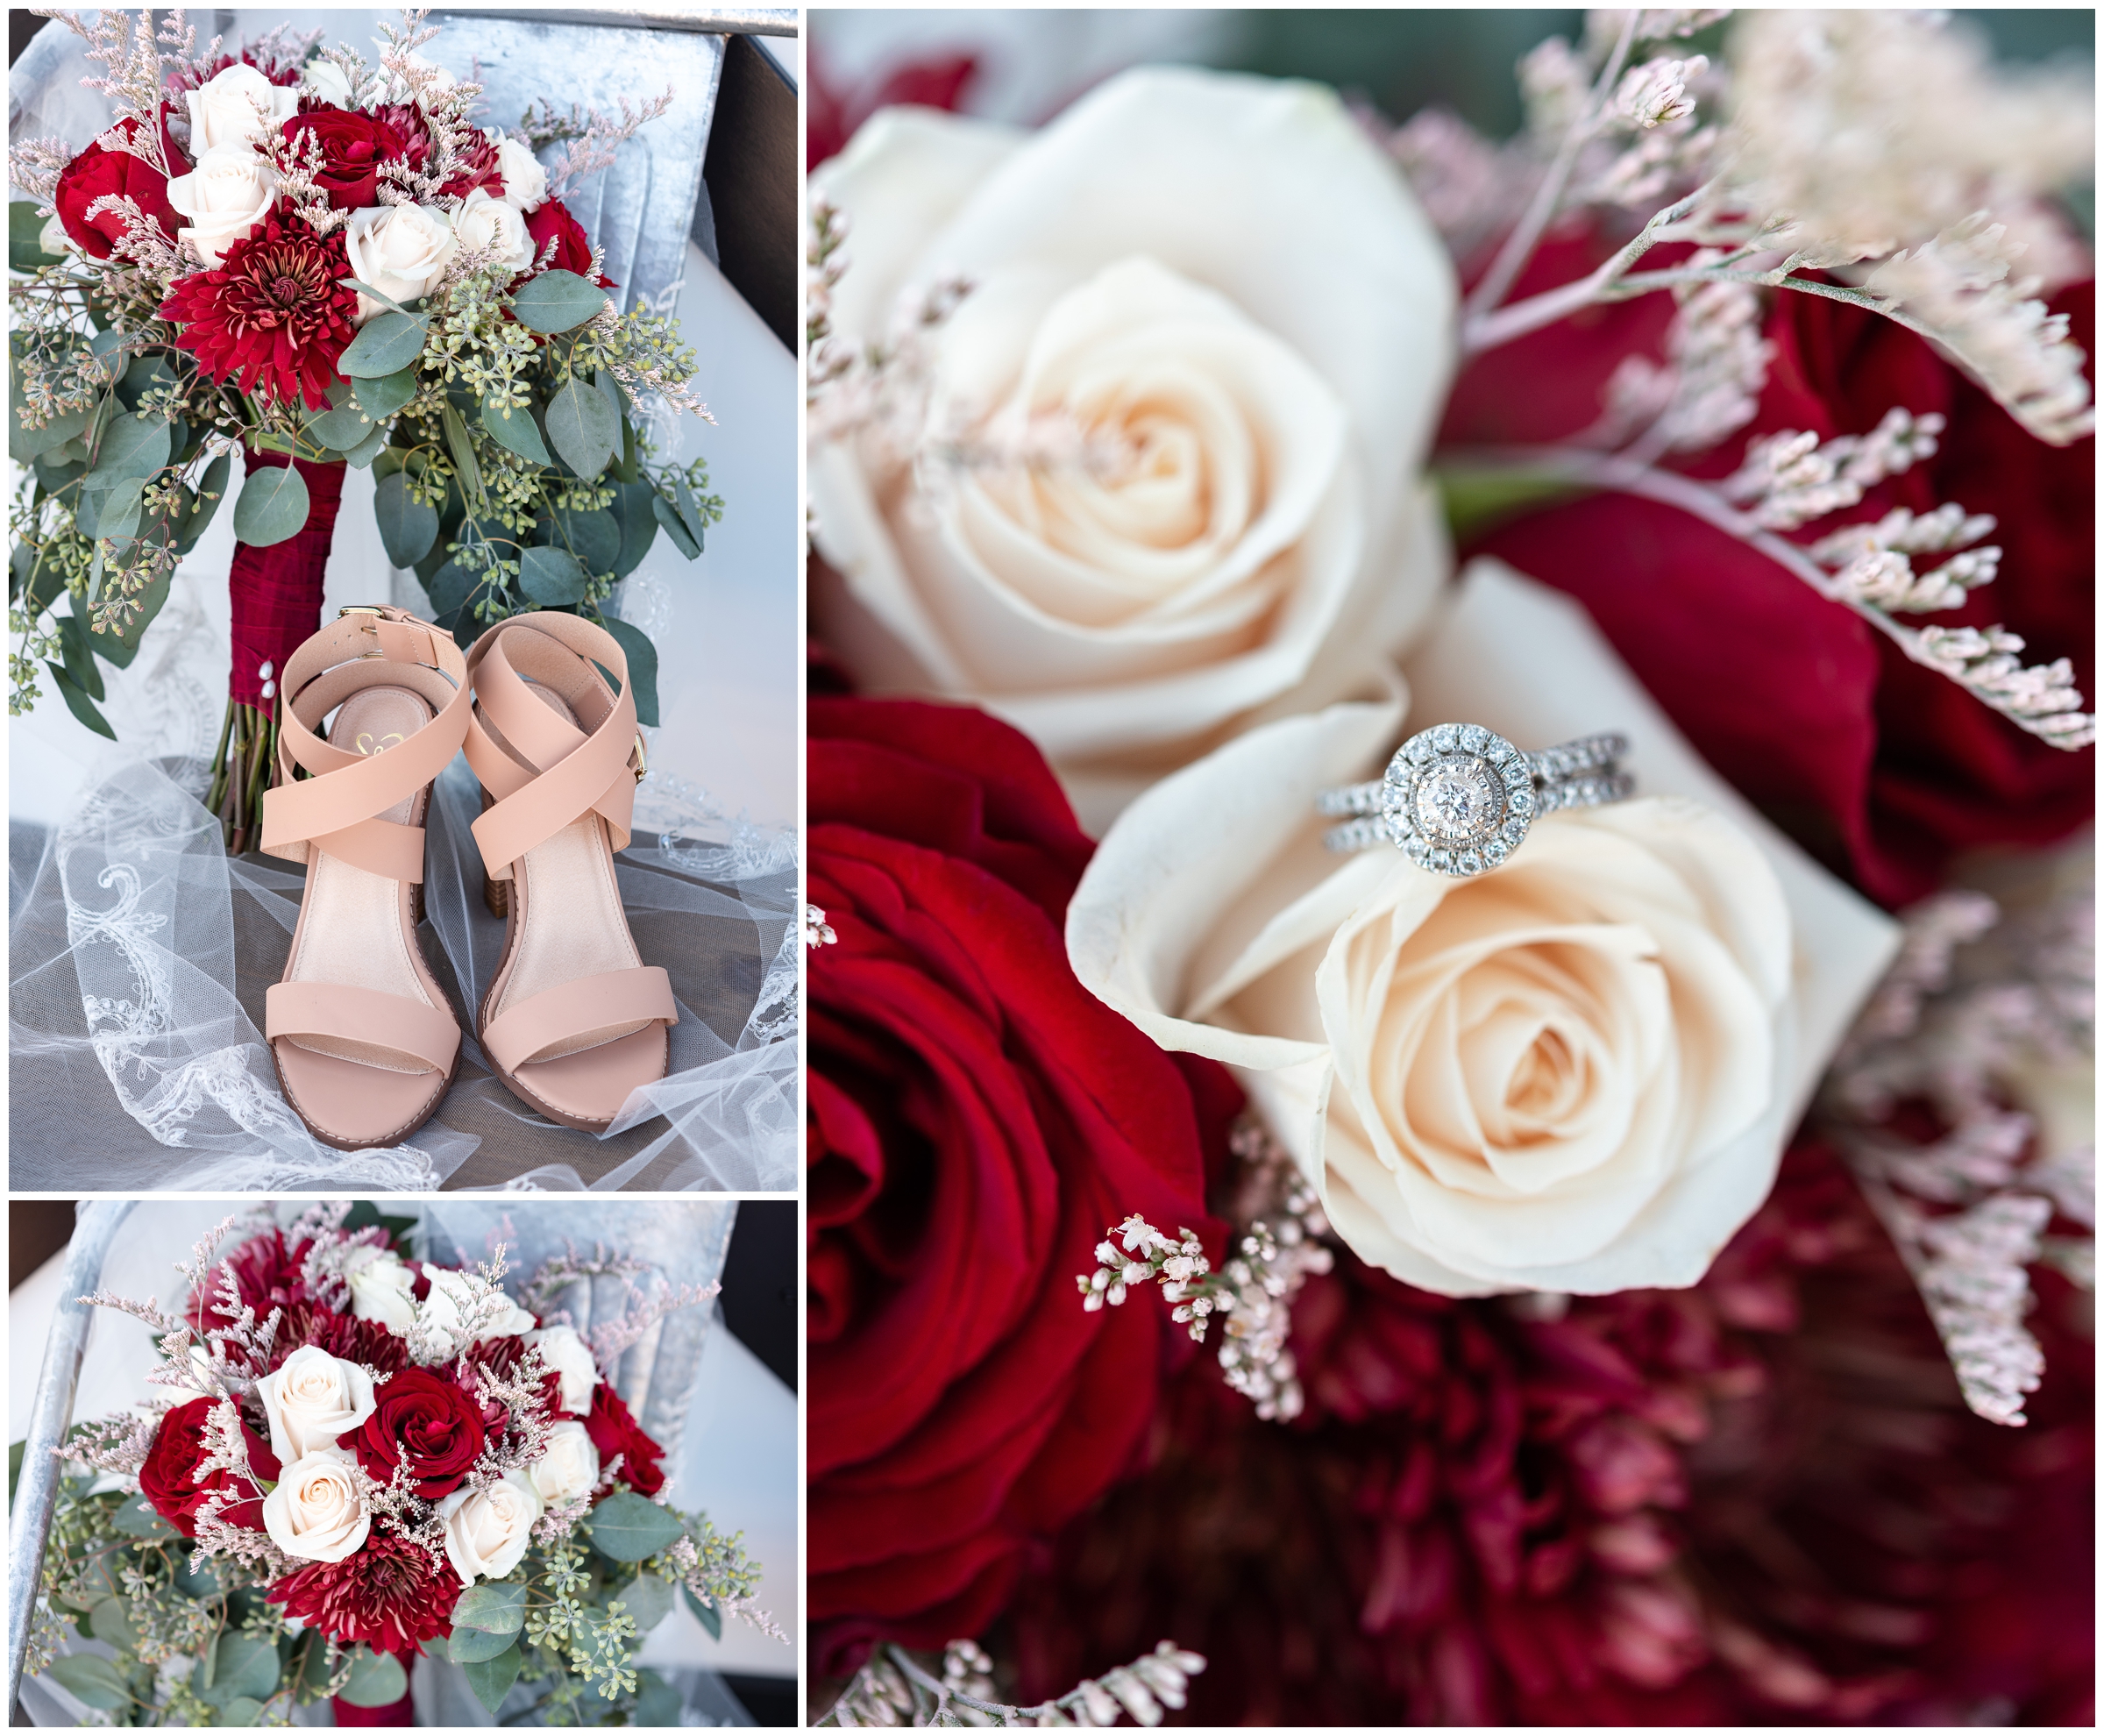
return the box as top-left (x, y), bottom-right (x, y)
top-left (1378, 723), bottom-right (1532, 877)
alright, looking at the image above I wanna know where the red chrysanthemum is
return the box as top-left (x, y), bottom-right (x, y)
top-left (268, 1528), bottom-right (456, 1657)
top-left (159, 212), bottom-right (360, 409)
top-left (268, 1302), bottom-right (411, 1376)
top-left (187, 1227), bottom-right (312, 1335)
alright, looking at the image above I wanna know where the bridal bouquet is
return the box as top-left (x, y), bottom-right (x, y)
top-left (23, 1206), bottom-right (778, 1726)
top-left (807, 10), bottom-right (2093, 1725)
top-left (8, 6), bottom-right (718, 847)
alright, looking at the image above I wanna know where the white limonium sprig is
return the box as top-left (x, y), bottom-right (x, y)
top-left (1076, 1123), bottom-right (1334, 1423)
top-left (818, 1638), bottom-right (1207, 1728)
top-left (804, 903), bottom-right (838, 950)
top-left (1821, 874), bottom-right (2095, 1427)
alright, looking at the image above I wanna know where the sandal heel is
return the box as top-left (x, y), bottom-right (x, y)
top-left (484, 870), bottom-right (508, 919)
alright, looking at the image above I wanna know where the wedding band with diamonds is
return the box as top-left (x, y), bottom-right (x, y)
top-left (1317, 723), bottom-right (1634, 876)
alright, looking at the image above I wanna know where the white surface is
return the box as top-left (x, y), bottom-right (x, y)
top-left (8, 1212), bottom-right (797, 1680)
top-left (9, 241), bottom-right (797, 835)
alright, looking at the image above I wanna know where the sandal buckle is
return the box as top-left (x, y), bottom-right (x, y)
top-left (632, 733), bottom-right (648, 784)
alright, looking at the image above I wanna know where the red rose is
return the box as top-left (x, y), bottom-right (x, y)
top-left (54, 113), bottom-right (188, 261)
top-left (807, 697), bottom-right (1231, 1664)
top-left (583, 1384), bottom-right (665, 1497)
top-left (139, 1396), bottom-right (281, 1538)
top-left (268, 1529), bottom-right (454, 1657)
top-left (280, 108), bottom-right (410, 210)
top-left (352, 1367), bottom-right (486, 1498)
top-left (522, 197), bottom-right (615, 288)
top-left (1450, 232), bottom-right (2093, 906)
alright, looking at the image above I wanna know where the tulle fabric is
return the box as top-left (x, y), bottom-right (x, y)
top-left (9, 754), bottom-right (796, 1192)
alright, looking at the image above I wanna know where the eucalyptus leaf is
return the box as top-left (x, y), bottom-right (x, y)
top-left (544, 504), bottom-right (619, 573)
top-left (510, 268), bottom-right (611, 333)
top-left (94, 409), bottom-right (173, 480)
top-left (635, 1668), bottom-right (681, 1727)
top-left (517, 544), bottom-right (586, 606)
top-left (680, 1582), bottom-right (723, 1641)
top-left (594, 366), bottom-right (626, 426)
top-left (57, 611), bottom-right (103, 701)
top-left (10, 199), bottom-right (62, 273)
top-left (343, 420), bottom-right (390, 467)
top-left (340, 276), bottom-right (427, 321)
top-left (425, 559), bottom-right (475, 618)
top-left (87, 1593), bottom-right (137, 1647)
top-left (597, 615), bottom-right (660, 728)
top-left (544, 375), bottom-right (617, 479)
top-left (336, 1646), bottom-right (409, 1709)
top-left (440, 402), bottom-right (484, 502)
top-left (339, 310), bottom-right (427, 377)
top-left (612, 1569), bottom-right (674, 1635)
top-left (11, 400), bottom-right (89, 463)
top-left (373, 472), bottom-right (439, 568)
top-left (482, 395), bottom-right (551, 464)
top-left (585, 1489), bottom-right (687, 1562)
top-left (448, 1624), bottom-right (520, 1664)
top-left (231, 462), bottom-right (309, 548)
top-left (307, 401), bottom-right (377, 451)
top-left (372, 445), bottom-right (408, 482)
top-left (451, 1579), bottom-right (526, 1635)
top-left (195, 1632), bottom-right (279, 1709)
top-left (353, 365), bottom-right (420, 421)
top-left (87, 566), bottom-right (173, 668)
top-left (78, 474), bottom-right (145, 543)
top-left (33, 453), bottom-right (86, 494)
top-left (175, 452), bottom-right (231, 554)
top-left (117, 353), bottom-right (178, 412)
top-left (46, 1654), bottom-right (128, 1711)
top-left (610, 481), bottom-right (660, 578)
top-left (221, 1697), bottom-right (265, 1726)
top-left (461, 1645), bottom-right (522, 1716)
top-left (671, 474), bottom-right (710, 551)
top-left (650, 491), bottom-right (700, 561)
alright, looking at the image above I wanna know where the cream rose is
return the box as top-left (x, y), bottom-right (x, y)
top-left (419, 1264), bottom-right (537, 1355)
top-left (263, 1450), bottom-right (370, 1563)
top-left (809, 67), bottom-right (1456, 829)
top-left (343, 203), bottom-right (456, 322)
top-left (38, 212), bottom-right (70, 256)
top-left (527, 1420), bottom-right (601, 1505)
top-left (256, 1344), bottom-right (376, 1463)
top-left (523, 1325), bottom-right (601, 1416)
top-left (343, 1245), bottom-right (416, 1334)
top-left (439, 1470), bottom-right (544, 1584)
top-left (300, 58), bottom-right (355, 110)
top-left (186, 63), bottom-right (300, 154)
top-left (492, 133), bottom-right (548, 213)
top-left (451, 187), bottom-right (536, 274)
top-left (1069, 560), bottom-right (1902, 1295)
top-left (165, 145), bottom-right (277, 267)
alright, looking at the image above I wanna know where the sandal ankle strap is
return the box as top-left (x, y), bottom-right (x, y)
top-left (259, 606), bottom-right (472, 879)
top-left (462, 614), bottom-right (647, 882)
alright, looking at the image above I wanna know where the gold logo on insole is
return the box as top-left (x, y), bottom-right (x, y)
top-left (355, 732), bottom-right (407, 755)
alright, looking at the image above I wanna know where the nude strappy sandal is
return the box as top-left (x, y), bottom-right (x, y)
top-left (259, 606), bottom-right (473, 1149)
top-left (463, 613), bottom-right (678, 1132)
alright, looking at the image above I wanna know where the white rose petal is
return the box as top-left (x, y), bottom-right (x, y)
top-left (300, 59), bottom-right (355, 110)
top-left (255, 1344), bottom-right (376, 1463)
top-left (342, 1246), bottom-right (417, 1334)
top-left (523, 1324), bottom-right (601, 1416)
top-left (419, 1264), bottom-right (537, 1356)
top-left (810, 67), bottom-right (1457, 828)
top-left (165, 145), bottom-right (277, 268)
top-left (527, 1420), bottom-right (601, 1505)
top-left (263, 1450), bottom-right (370, 1563)
top-left (187, 63), bottom-right (300, 154)
top-left (439, 1469), bottom-right (544, 1584)
top-left (342, 204), bottom-right (457, 324)
top-left (492, 133), bottom-right (548, 213)
top-left (1068, 559), bottom-right (1902, 1295)
top-left (451, 187), bottom-right (536, 274)
top-left (38, 212), bottom-right (70, 256)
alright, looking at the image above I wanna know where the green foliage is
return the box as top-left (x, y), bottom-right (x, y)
top-left (511, 268), bottom-right (614, 333)
top-left (337, 1645), bottom-right (408, 1708)
top-left (231, 462), bottom-right (309, 548)
top-left (375, 471), bottom-right (440, 567)
top-left (452, 1578), bottom-right (528, 1636)
top-left (339, 310), bottom-right (428, 377)
top-left (10, 200), bottom-right (63, 274)
top-left (585, 1491), bottom-right (687, 1562)
top-left (545, 375), bottom-right (617, 479)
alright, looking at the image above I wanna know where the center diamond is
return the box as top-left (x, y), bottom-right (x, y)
top-left (1413, 757), bottom-right (1502, 843)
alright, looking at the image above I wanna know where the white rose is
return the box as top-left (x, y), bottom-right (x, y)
top-left (809, 67), bottom-right (1456, 829)
top-left (1068, 560), bottom-right (1902, 1295)
top-left (186, 63), bottom-right (300, 154)
top-left (342, 203), bottom-right (457, 323)
top-left (164, 145), bottom-right (277, 267)
top-left (255, 1344), bottom-right (377, 1463)
top-left (523, 1325), bottom-right (600, 1416)
top-left (527, 1420), bottom-right (601, 1505)
top-left (342, 1245), bottom-right (416, 1334)
top-left (492, 133), bottom-right (548, 213)
top-left (262, 1450), bottom-right (370, 1563)
top-left (300, 58), bottom-right (355, 110)
top-left (38, 212), bottom-right (70, 256)
top-left (451, 187), bottom-right (536, 274)
top-left (439, 1469), bottom-right (544, 1584)
top-left (419, 1264), bottom-right (537, 1355)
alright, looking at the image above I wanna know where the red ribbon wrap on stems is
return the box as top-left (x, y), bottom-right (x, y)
top-left (330, 1687), bottom-right (415, 1725)
top-left (207, 446), bottom-right (348, 851)
top-left (228, 446), bottom-right (347, 706)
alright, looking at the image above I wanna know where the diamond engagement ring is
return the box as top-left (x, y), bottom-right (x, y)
top-left (1317, 723), bottom-right (1634, 876)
